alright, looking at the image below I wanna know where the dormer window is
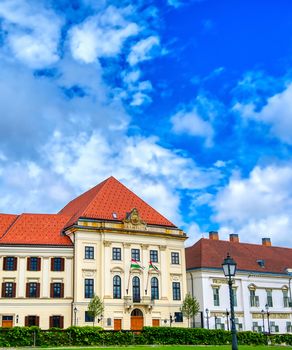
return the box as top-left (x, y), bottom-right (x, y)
top-left (257, 259), bottom-right (265, 268)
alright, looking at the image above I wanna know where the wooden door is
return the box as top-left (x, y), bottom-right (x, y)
top-left (152, 319), bottom-right (160, 327)
top-left (2, 320), bottom-right (13, 327)
top-left (131, 316), bottom-right (144, 330)
top-left (114, 319), bottom-right (122, 330)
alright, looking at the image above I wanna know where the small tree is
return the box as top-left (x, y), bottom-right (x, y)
top-left (87, 294), bottom-right (104, 326)
top-left (181, 293), bottom-right (200, 327)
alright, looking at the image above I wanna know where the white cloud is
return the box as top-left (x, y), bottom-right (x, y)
top-left (0, 0), bottom-right (62, 68)
top-left (171, 106), bottom-right (214, 147)
top-left (234, 83), bottom-right (292, 145)
top-left (212, 164), bottom-right (292, 246)
top-left (127, 36), bottom-right (160, 66)
top-left (40, 131), bottom-right (220, 226)
top-left (70, 6), bottom-right (139, 63)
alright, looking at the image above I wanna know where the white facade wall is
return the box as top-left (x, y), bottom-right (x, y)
top-left (187, 268), bottom-right (292, 333)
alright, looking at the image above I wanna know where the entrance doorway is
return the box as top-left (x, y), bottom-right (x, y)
top-left (130, 309), bottom-right (143, 330)
top-left (2, 316), bottom-right (13, 327)
top-left (152, 319), bottom-right (160, 327)
top-left (114, 319), bottom-right (122, 330)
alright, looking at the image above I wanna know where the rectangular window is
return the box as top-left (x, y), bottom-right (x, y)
top-left (267, 290), bottom-right (273, 307)
top-left (85, 279), bottom-right (94, 298)
top-left (27, 257), bottom-right (40, 271)
top-left (131, 249), bottom-right (140, 261)
top-left (85, 311), bottom-right (94, 322)
top-left (3, 257), bottom-right (17, 271)
top-left (171, 252), bottom-right (180, 264)
top-left (150, 250), bottom-right (158, 263)
top-left (27, 282), bottom-right (39, 298)
top-left (2, 282), bottom-right (15, 298)
top-left (51, 258), bottom-right (64, 271)
top-left (283, 290), bottom-right (289, 307)
top-left (85, 246), bottom-right (94, 259)
top-left (50, 283), bottom-right (64, 298)
top-left (25, 316), bottom-right (39, 327)
top-left (174, 312), bottom-right (183, 322)
top-left (112, 247), bottom-right (121, 261)
top-left (213, 287), bottom-right (220, 306)
top-left (172, 282), bottom-right (181, 300)
top-left (249, 290), bottom-right (259, 307)
top-left (49, 315), bottom-right (63, 328)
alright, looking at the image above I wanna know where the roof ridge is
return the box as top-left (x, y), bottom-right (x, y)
top-left (0, 214), bottom-right (20, 240)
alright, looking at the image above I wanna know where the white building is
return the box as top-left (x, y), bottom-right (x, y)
top-left (186, 231), bottom-right (292, 333)
top-left (0, 176), bottom-right (187, 329)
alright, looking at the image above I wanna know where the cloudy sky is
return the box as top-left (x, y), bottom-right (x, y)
top-left (1, 0), bottom-right (292, 247)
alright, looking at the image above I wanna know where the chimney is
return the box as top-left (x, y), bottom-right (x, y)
top-left (209, 231), bottom-right (219, 240)
top-left (229, 234), bottom-right (239, 243)
top-left (262, 238), bottom-right (271, 246)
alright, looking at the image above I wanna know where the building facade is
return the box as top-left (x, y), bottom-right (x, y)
top-left (0, 177), bottom-right (187, 329)
top-left (186, 232), bottom-right (292, 333)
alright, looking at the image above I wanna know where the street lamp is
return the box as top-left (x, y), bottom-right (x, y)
top-left (265, 304), bottom-right (271, 334)
top-left (226, 309), bottom-right (230, 331)
top-left (205, 308), bottom-right (210, 329)
top-left (222, 253), bottom-right (238, 350)
top-left (261, 309), bottom-right (265, 333)
top-left (74, 307), bottom-right (78, 326)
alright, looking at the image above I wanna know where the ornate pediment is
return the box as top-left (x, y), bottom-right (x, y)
top-left (123, 208), bottom-right (146, 230)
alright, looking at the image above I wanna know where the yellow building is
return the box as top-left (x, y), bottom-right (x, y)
top-left (0, 176), bottom-right (187, 330)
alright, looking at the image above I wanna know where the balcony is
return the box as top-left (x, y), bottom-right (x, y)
top-left (124, 296), bottom-right (154, 309)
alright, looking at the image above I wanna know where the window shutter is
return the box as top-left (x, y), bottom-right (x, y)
top-left (36, 283), bottom-right (40, 298)
top-left (50, 283), bottom-right (54, 298)
top-left (27, 257), bottom-right (31, 271)
top-left (37, 258), bottom-right (41, 271)
top-left (12, 283), bottom-right (16, 297)
top-left (25, 316), bottom-right (29, 327)
top-left (1, 282), bottom-right (5, 297)
top-left (60, 316), bottom-right (64, 329)
top-left (49, 316), bottom-right (53, 328)
top-left (60, 283), bottom-right (64, 298)
top-left (13, 257), bottom-right (17, 270)
top-left (60, 258), bottom-right (65, 271)
top-left (36, 316), bottom-right (40, 327)
top-left (51, 258), bottom-right (54, 271)
top-left (3, 257), bottom-right (7, 270)
top-left (26, 283), bottom-right (29, 297)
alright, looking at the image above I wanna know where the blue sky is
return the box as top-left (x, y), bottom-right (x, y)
top-left (1, 0), bottom-right (292, 247)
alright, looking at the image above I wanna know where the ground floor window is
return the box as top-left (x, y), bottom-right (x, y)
top-left (25, 315), bottom-right (39, 327)
top-left (85, 311), bottom-right (94, 322)
top-left (49, 315), bottom-right (64, 328)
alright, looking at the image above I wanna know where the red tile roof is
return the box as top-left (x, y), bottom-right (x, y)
top-left (59, 176), bottom-right (176, 228)
top-left (186, 238), bottom-right (292, 274)
top-left (0, 214), bottom-right (18, 237)
top-left (0, 214), bottom-right (72, 246)
top-left (0, 176), bottom-right (176, 245)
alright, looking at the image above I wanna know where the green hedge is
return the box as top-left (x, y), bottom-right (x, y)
top-left (0, 326), bottom-right (290, 347)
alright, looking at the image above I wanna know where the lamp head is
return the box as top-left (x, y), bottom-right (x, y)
top-left (222, 253), bottom-right (237, 277)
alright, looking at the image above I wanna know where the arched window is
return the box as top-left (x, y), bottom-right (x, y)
top-left (132, 276), bottom-right (140, 302)
top-left (151, 277), bottom-right (159, 300)
top-left (113, 275), bottom-right (121, 299)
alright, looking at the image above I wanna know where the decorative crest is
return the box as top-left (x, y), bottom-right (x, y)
top-left (123, 208), bottom-right (146, 228)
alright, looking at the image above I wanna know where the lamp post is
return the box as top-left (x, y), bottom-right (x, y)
top-left (205, 308), bottom-right (210, 329)
top-left (74, 307), bottom-right (78, 326)
top-left (226, 309), bottom-right (230, 331)
top-left (265, 304), bottom-right (271, 334)
top-left (261, 309), bottom-right (265, 333)
top-left (222, 253), bottom-right (238, 350)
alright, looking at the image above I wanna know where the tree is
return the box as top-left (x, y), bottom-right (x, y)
top-left (181, 293), bottom-right (200, 327)
top-left (87, 294), bottom-right (104, 326)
